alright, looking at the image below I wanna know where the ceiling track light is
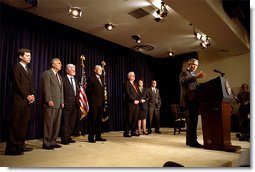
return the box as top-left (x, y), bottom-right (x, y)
top-left (201, 38), bottom-right (211, 49)
top-left (69, 7), bottom-right (82, 19)
top-left (168, 51), bottom-right (175, 57)
top-left (104, 23), bottom-right (115, 31)
top-left (154, 1), bottom-right (169, 22)
top-left (131, 35), bottom-right (141, 44)
top-left (193, 27), bottom-right (211, 49)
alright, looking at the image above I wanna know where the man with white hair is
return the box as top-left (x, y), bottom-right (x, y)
top-left (86, 65), bottom-right (107, 143)
top-left (123, 71), bottom-right (140, 137)
top-left (60, 64), bottom-right (79, 145)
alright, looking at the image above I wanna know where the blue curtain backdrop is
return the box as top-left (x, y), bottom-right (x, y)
top-left (0, 3), bottom-right (197, 141)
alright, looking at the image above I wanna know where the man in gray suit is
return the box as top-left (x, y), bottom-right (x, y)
top-left (42, 58), bottom-right (64, 150)
top-left (147, 80), bottom-right (161, 134)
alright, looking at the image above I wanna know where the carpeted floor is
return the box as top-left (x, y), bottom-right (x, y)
top-left (0, 128), bottom-right (250, 168)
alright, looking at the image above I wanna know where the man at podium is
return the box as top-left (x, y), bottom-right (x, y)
top-left (179, 58), bottom-right (206, 148)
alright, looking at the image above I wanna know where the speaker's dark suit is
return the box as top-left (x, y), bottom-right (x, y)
top-left (123, 81), bottom-right (140, 135)
top-left (61, 75), bottom-right (80, 142)
top-left (42, 69), bottom-right (64, 147)
top-left (86, 74), bottom-right (105, 141)
top-left (179, 68), bottom-right (200, 145)
top-left (147, 87), bottom-right (161, 133)
top-left (5, 63), bottom-right (34, 153)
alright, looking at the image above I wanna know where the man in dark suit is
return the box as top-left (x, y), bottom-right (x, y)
top-left (5, 48), bottom-right (35, 156)
top-left (147, 80), bottom-right (161, 134)
top-left (60, 64), bottom-right (79, 145)
top-left (179, 58), bottom-right (206, 148)
top-left (86, 65), bottom-right (107, 143)
top-left (41, 58), bottom-right (64, 150)
top-left (123, 71), bottom-right (140, 137)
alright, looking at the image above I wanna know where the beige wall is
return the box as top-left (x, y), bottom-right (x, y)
top-left (196, 51), bottom-right (250, 95)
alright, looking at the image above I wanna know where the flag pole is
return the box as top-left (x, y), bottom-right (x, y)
top-left (101, 60), bottom-right (109, 122)
top-left (79, 54), bottom-right (89, 120)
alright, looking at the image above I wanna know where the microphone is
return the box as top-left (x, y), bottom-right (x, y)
top-left (213, 69), bottom-right (225, 77)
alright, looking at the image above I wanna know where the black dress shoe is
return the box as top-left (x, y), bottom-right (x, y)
top-left (52, 144), bottom-right (62, 148)
top-left (123, 133), bottom-right (132, 137)
top-left (42, 145), bottom-right (54, 150)
top-left (61, 140), bottom-right (70, 145)
top-left (88, 139), bottom-right (96, 143)
top-left (155, 131), bottom-right (161, 134)
top-left (189, 142), bottom-right (204, 148)
top-left (96, 137), bottom-right (107, 141)
top-left (5, 149), bottom-right (23, 156)
top-left (21, 146), bottom-right (33, 152)
top-left (68, 139), bottom-right (76, 143)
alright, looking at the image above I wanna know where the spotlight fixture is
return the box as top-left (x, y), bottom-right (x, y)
top-left (153, 1), bottom-right (169, 22)
top-left (193, 27), bottom-right (211, 49)
top-left (69, 7), bottom-right (82, 19)
top-left (131, 35), bottom-right (141, 44)
top-left (201, 37), bottom-right (211, 49)
top-left (168, 51), bottom-right (175, 57)
top-left (104, 23), bottom-right (115, 31)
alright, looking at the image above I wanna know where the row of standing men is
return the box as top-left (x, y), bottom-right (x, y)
top-left (4, 48), bottom-right (162, 156)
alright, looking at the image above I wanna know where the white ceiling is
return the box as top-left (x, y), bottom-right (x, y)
top-left (1, 0), bottom-right (250, 58)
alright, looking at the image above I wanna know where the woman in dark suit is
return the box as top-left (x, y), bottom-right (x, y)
top-left (5, 48), bottom-right (35, 155)
top-left (137, 79), bottom-right (149, 135)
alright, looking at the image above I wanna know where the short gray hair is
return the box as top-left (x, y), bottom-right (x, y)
top-left (66, 64), bottom-right (75, 72)
top-left (50, 58), bottom-right (60, 66)
top-left (188, 58), bottom-right (198, 64)
top-left (127, 71), bottom-right (135, 78)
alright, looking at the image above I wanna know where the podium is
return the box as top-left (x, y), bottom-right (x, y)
top-left (198, 76), bottom-right (241, 152)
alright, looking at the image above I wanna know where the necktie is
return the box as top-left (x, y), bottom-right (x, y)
top-left (70, 77), bottom-right (76, 95)
top-left (132, 83), bottom-right (137, 92)
top-left (98, 76), bottom-right (102, 86)
top-left (24, 66), bottom-right (28, 73)
top-left (56, 73), bottom-right (61, 84)
top-left (152, 88), bottom-right (155, 94)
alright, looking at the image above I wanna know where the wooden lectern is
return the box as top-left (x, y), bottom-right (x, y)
top-left (198, 76), bottom-right (241, 152)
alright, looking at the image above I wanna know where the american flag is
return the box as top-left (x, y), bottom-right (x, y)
top-left (79, 62), bottom-right (89, 120)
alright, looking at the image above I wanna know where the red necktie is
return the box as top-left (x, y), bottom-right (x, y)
top-left (132, 83), bottom-right (137, 92)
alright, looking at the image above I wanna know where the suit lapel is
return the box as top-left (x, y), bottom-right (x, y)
top-left (50, 70), bottom-right (61, 87)
top-left (18, 63), bottom-right (31, 80)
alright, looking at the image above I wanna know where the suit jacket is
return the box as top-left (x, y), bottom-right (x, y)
top-left (138, 87), bottom-right (149, 111)
top-left (86, 75), bottom-right (105, 107)
top-left (62, 75), bottom-right (80, 109)
top-left (148, 87), bottom-right (161, 109)
top-left (11, 63), bottom-right (34, 106)
top-left (41, 69), bottom-right (64, 108)
top-left (179, 68), bottom-right (199, 106)
top-left (124, 81), bottom-right (139, 106)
